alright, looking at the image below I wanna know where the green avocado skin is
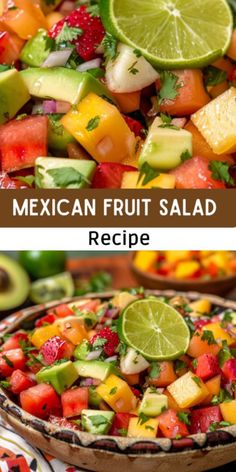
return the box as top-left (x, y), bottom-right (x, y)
top-left (20, 29), bottom-right (52, 67)
top-left (36, 361), bottom-right (79, 394)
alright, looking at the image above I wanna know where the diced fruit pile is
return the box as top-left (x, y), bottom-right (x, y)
top-left (1, 291), bottom-right (236, 440)
top-left (0, 0), bottom-right (236, 189)
top-left (133, 250), bottom-right (236, 280)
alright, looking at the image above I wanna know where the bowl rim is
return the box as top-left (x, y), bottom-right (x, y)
top-left (1, 289), bottom-right (236, 457)
top-left (130, 252), bottom-right (236, 287)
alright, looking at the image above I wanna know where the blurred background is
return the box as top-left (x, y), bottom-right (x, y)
top-left (1, 250), bottom-right (236, 317)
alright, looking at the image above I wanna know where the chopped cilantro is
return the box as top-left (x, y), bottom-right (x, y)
top-left (0, 380), bottom-right (10, 389)
top-left (133, 49), bottom-right (142, 58)
top-left (128, 61), bottom-right (139, 75)
top-left (138, 412), bottom-right (149, 425)
top-left (47, 167), bottom-right (90, 188)
top-left (159, 71), bottom-right (182, 104)
top-left (15, 175), bottom-right (35, 187)
top-left (181, 150), bottom-right (192, 162)
top-left (192, 376), bottom-right (202, 387)
top-left (204, 66), bottom-right (227, 87)
top-left (201, 330), bottom-right (217, 345)
top-left (2, 355), bottom-right (13, 368)
top-left (175, 359), bottom-right (187, 372)
top-left (109, 387), bottom-right (118, 395)
top-left (211, 388), bottom-right (232, 405)
top-left (89, 415), bottom-right (110, 427)
top-left (55, 23), bottom-right (83, 45)
top-left (92, 337), bottom-right (107, 350)
top-left (177, 411), bottom-right (191, 426)
top-left (138, 162), bottom-right (160, 186)
top-left (102, 32), bottom-right (118, 63)
top-left (86, 115), bottom-right (100, 131)
top-left (209, 161), bottom-right (235, 186)
top-left (118, 428), bottom-right (128, 436)
top-left (217, 340), bottom-right (232, 367)
top-left (209, 421), bottom-right (232, 432)
top-left (149, 362), bottom-right (161, 379)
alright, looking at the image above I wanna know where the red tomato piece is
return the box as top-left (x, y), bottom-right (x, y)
top-left (158, 409), bottom-right (189, 439)
top-left (110, 413), bottom-right (134, 436)
top-left (61, 387), bottom-right (89, 418)
top-left (194, 354), bottom-right (220, 381)
top-left (159, 69), bottom-right (210, 116)
top-left (9, 369), bottom-right (36, 394)
top-left (92, 163), bottom-right (136, 189)
top-left (0, 31), bottom-right (24, 64)
top-left (0, 116), bottom-right (48, 172)
top-left (0, 348), bottom-right (26, 377)
top-left (35, 313), bottom-right (58, 328)
top-left (2, 332), bottom-right (28, 351)
top-left (190, 406), bottom-right (222, 434)
top-left (170, 156), bottom-right (226, 189)
top-left (20, 383), bottom-right (61, 419)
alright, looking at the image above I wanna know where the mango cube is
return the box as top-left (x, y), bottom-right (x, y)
top-left (165, 251), bottom-right (191, 264)
top-left (31, 324), bottom-right (60, 349)
top-left (61, 93), bottom-right (136, 163)
top-left (133, 251), bottom-right (157, 272)
top-left (192, 87), bottom-right (236, 154)
top-left (121, 171), bottom-right (176, 189)
top-left (220, 400), bottom-right (236, 424)
top-left (175, 261), bottom-right (200, 279)
top-left (96, 374), bottom-right (137, 413)
top-left (189, 299), bottom-right (212, 317)
top-left (57, 318), bottom-right (88, 345)
top-left (203, 322), bottom-right (234, 346)
top-left (167, 371), bottom-right (209, 408)
top-left (128, 417), bottom-right (158, 438)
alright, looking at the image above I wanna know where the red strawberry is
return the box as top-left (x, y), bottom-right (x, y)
top-left (193, 353), bottom-right (220, 381)
top-left (92, 163), bottom-right (136, 189)
top-left (193, 319), bottom-right (209, 331)
top-left (40, 336), bottom-right (71, 365)
top-left (35, 313), bottom-right (58, 328)
top-left (123, 115), bottom-right (145, 138)
top-left (222, 358), bottom-right (236, 381)
top-left (90, 327), bottom-right (119, 357)
top-left (49, 6), bottom-right (105, 61)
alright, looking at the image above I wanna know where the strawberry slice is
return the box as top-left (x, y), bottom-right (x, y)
top-left (92, 163), bottom-right (136, 189)
top-left (49, 6), bottom-right (105, 61)
top-left (90, 327), bottom-right (119, 357)
top-left (40, 336), bottom-right (72, 365)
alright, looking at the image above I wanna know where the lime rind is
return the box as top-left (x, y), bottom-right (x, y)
top-left (100, 0), bottom-right (233, 69)
top-left (120, 298), bottom-right (190, 361)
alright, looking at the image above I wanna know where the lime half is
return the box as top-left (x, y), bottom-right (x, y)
top-left (100, 0), bottom-right (233, 68)
top-left (119, 298), bottom-right (190, 361)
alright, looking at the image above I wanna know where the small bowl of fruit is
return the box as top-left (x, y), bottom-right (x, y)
top-left (0, 290), bottom-right (236, 472)
top-left (131, 251), bottom-right (236, 295)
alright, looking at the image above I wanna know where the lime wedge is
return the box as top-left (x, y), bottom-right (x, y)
top-left (119, 298), bottom-right (190, 361)
top-left (100, 0), bottom-right (233, 68)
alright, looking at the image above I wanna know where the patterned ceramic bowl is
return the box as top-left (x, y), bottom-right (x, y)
top-left (0, 290), bottom-right (236, 472)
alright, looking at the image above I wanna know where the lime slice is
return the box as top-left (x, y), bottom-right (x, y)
top-left (119, 298), bottom-right (190, 361)
top-left (30, 272), bottom-right (74, 304)
top-left (100, 0), bottom-right (233, 68)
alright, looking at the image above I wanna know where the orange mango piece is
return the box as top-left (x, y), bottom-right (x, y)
top-left (149, 361), bottom-right (177, 388)
top-left (220, 400), bottom-right (236, 424)
top-left (58, 318), bottom-right (88, 345)
top-left (111, 91), bottom-right (141, 113)
top-left (184, 121), bottom-right (233, 164)
top-left (201, 375), bottom-right (221, 405)
top-left (203, 322), bottom-right (235, 346)
top-left (187, 331), bottom-right (220, 358)
top-left (46, 12), bottom-right (64, 29)
top-left (31, 325), bottom-right (60, 349)
top-left (2, 0), bottom-right (47, 39)
top-left (123, 373), bottom-right (140, 386)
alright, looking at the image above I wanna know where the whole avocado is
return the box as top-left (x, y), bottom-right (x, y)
top-left (19, 251), bottom-right (66, 280)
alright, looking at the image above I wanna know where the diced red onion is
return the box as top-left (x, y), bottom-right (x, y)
top-left (42, 49), bottom-right (73, 68)
top-left (105, 356), bottom-right (118, 363)
top-left (43, 100), bottom-right (57, 114)
top-left (77, 58), bottom-right (102, 72)
top-left (172, 117), bottom-right (187, 128)
top-left (80, 378), bottom-right (101, 387)
top-left (86, 349), bottom-right (102, 361)
top-left (105, 307), bottom-right (119, 319)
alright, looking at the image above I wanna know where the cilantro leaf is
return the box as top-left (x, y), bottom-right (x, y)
top-left (217, 340), bottom-right (232, 367)
top-left (92, 337), bottom-right (107, 350)
top-left (192, 376), bottom-right (202, 387)
top-left (138, 162), bottom-right (160, 186)
top-left (89, 415), bottom-right (110, 427)
top-left (2, 355), bottom-right (13, 368)
top-left (159, 71), bottom-right (181, 104)
top-left (201, 330), bottom-right (217, 345)
top-left (209, 161), bottom-right (235, 186)
top-left (87, 4), bottom-right (100, 17)
top-left (204, 66), bottom-right (227, 87)
top-left (149, 362), bottom-right (161, 379)
top-left (138, 412), bottom-right (149, 425)
top-left (55, 23), bottom-right (83, 45)
top-left (177, 411), bottom-right (191, 426)
top-left (181, 150), bottom-right (192, 162)
top-left (211, 388), bottom-right (232, 405)
top-left (15, 175), bottom-right (35, 187)
top-left (102, 32), bottom-right (118, 63)
top-left (86, 115), bottom-right (100, 131)
top-left (118, 428), bottom-right (128, 436)
top-left (47, 167), bottom-right (90, 188)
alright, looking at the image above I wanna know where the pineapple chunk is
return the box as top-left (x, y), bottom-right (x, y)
top-left (203, 322), bottom-right (235, 346)
top-left (128, 417), bottom-right (159, 438)
top-left (192, 87), bottom-right (236, 154)
top-left (133, 250), bottom-right (157, 272)
top-left (121, 170), bottom-right (176, 189)
top-left (167, 371), bottom-right (209, 408)
top-left (96, 374), bottom-right (137, 413)
top-left (61, 93), bottom-right (136, 163)
top-left (111, 291), bottom-right (137, 310)
top-left (31, 324), bottom-right (60, 349)
top-left (189, 299), bottom-right (212, 317)
top-left (220, 400), bottom-right (236, 424)
top-left (175, 261), bottom-right (200, 279)
top-left (165, 251), bottom-right (191, 264)
top-left (120, 347), bottom-right (150, 375)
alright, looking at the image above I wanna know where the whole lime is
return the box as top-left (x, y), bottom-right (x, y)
top-left (19, 251), bottom-right (66, 280)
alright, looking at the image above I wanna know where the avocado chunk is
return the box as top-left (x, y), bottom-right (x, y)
top-left (0, 69), bottom-right (30, 124)
top-left (36, 360), bottom-right (79, 394)
top-left (74, 360), bottom-right (112, 381)
top-left (20, 29), bottom-right (52, 67)
top-left (89, 387), bottom-right (102, 408)
top-left (20, 67), bottom-right (114, 104)
top-left (138, 388), bottom-right (168, 417)
top-left (29, 272), bottom-right (74, 304)
top-left (35, 157), bottom-right (96, 189)
top-left (139, 117), bottom-right (192, 171)
top-left (74, 340), bottom-right (91, 361)
top-left (48, 114), bottom-right (76, 155)
top-left (81, 409), bottom-right (114, 435)
top-left (0, 254), bottom-right (30, 311)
